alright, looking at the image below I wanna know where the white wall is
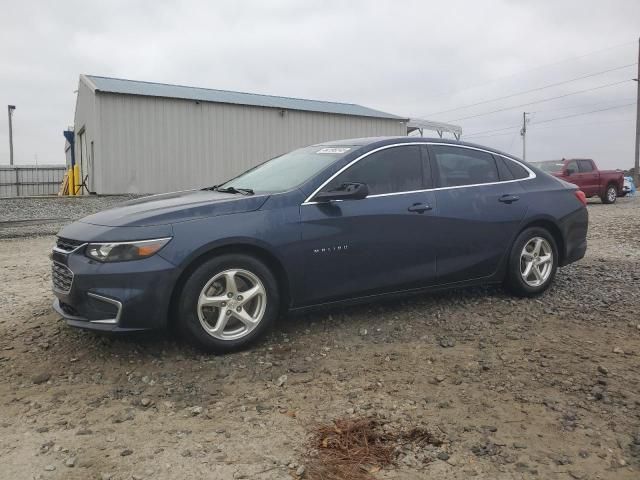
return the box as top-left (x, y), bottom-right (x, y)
top-left (92, 92), bottom-right (406, 194)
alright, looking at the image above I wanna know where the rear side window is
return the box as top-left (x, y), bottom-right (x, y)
top-left (431, 146), bottom-right (499, 187)
top-left (566, 160), bottom-right (579, 173)
top-left (578, 160), bottom-right (594, 172)
top-left (495, 156), bottom-right (514, 180)
top-left (326, 145), bottom-right (423, 195)
top-left (504, 158), bottom-right (530, 179)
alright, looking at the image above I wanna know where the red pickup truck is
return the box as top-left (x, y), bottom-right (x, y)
top-left (532, 158), bottom-right (624, 204)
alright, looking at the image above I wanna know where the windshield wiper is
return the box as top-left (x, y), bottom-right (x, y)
top-left (207, 186), bottom-right (254, 195)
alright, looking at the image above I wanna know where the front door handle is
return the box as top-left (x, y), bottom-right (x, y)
top-left (499, 194), bottom-right (520, 204)
top-left (408, 203), bottom-right (432, 213)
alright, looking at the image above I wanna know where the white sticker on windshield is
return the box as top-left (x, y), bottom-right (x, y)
top-left (316, 147), bottom-right (351, 154)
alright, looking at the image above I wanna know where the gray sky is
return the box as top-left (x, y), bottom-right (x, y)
top-left (1, 0), bottom-right (638, 169)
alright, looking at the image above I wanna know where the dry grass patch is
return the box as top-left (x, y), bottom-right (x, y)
top-left (303, 417), bottom-right (444, 480)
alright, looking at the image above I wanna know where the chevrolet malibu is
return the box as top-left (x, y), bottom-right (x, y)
top-left (52, 137), bottom-right (588, 352)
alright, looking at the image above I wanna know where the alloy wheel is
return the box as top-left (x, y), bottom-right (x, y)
top-left (520, 237), bottom-right (553, 287)
top-left (197, 269), bottom-right (267, 341)
top-left (607, 187), bottom-right (616, 203)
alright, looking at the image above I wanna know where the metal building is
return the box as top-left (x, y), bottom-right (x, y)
top-left (69, 75), bottom-right (410, 194)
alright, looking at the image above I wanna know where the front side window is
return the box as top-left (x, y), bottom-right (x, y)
top-left (578, 160), bottom-right (594, 172)
top-left (431, 146), bottom-right (499, 187)
top-left (223, 145), bottom-right (355, 193)
top-left (324, 145), bottom-right (423, 195)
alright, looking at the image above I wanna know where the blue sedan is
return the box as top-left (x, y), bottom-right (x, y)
top-left (52, 137), bottom-right (588, 352)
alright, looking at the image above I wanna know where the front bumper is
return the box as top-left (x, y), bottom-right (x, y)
top-left (51, 245), bottom-right (180, 332)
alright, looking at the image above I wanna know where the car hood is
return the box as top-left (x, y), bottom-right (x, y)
top-left (79, 190), bottom-right (270, 227)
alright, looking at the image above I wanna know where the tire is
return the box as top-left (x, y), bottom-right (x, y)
top-left (504, 227), bottom-right (558, 297)
top-left (601, 185), bottom-right (617, 204)
top-left (177, 254), bottom-right (279, 353)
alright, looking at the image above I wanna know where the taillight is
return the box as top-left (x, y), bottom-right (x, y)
top-left (574, 190), bottom-right (587, 206)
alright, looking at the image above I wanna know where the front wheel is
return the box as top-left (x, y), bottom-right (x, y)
top-left (601, 185), bottom-right (617, 204)
top-left (177, 254), bottom-right (280, 353)
top-left (504, 227), bottom-right (558, 297)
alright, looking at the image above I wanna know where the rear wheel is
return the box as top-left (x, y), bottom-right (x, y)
top-left (601, 185), bottom-right (617, 204)
top-left (505, 227), bottom-right (558, 297)
top-left (178, 254), bottom-right (279, 352)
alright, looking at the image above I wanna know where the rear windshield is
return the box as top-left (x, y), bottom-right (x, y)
top-left (534, 161), bottom-right (565, 173)
top-left (222, 145), bottom-right (355, 193)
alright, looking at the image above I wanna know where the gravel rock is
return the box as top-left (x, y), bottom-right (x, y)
top-left (32, 372), bottom-right (51, 384)
top-left (189, 406), bottom-right (203, 416)
top-left (438, 337), bottom-right (456, 348)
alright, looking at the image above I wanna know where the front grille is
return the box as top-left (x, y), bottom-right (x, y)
top-left (52, 262), bottom-right (74, 293)
top-left (55, 237), bottom-right (85, 253)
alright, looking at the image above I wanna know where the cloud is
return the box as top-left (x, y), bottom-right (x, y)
top-left (0, 0), bottom-right (638, 168)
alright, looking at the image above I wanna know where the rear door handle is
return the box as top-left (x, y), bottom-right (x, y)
top-left (408, 203), bottom-right (432, 213)
top-left (499, 194), bottom-right (520, 204)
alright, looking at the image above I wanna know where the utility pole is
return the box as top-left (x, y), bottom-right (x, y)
top-left (520, 112), bottom-right (530, 161)
top-left (634, 37), bottom-right (639, 186)
top-left (8, 105), bottom-right (16, 166)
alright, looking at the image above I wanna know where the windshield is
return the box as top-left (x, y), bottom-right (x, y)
top-left (222, 145), bottom-right (355, 193)
top-left (533, 161), bottom-right (565, 173)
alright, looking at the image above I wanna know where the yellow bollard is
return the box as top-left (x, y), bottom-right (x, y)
top-left (68, 166), bottom-right (75, 196)
top-left (73, 164), bottom-right (81, 195)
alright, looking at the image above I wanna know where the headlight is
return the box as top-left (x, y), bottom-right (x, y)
top-left (85, 238), bottom-right (171, 262)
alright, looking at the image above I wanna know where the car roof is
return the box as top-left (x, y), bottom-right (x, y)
top-left (314, 136), bottom-right (523, 162)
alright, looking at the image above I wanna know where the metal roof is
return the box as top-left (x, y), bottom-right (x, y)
top-left (82, 75), bottom-right (407, 121)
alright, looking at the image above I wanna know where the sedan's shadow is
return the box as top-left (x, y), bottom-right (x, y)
top-left (51, 283), bottom-right (526, 359)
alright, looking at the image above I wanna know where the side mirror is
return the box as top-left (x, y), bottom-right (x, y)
top-left (314, 182), bottom-right (369, 202)
top-left (566, 168), bottom-right (576, 176)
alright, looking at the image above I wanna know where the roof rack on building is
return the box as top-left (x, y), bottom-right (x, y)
top-left (407, 118), bottom-right (462, 140)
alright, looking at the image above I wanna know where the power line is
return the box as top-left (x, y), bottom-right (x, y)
top-left (421, 63), bottom-right (637, 118)
top-left (464, 124), bottom-right (522, 138)
top-left (468, 116), bottom-right (635, 140)
top-left (448, 79), bottom-right (632, 122)
top-left (408, 40), bottom-right (636, 116)
top-left (464, 102), bottom-right (636, 138)
top-left (530, 97), bottom-right (637, 114)
top-left (533, 102), bottom-right (635, 126)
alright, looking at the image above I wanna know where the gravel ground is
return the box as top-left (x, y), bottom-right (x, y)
top-left (0, 195), bottom-right (141, 238)
top-left (0, 196), bottom-right (639, 479)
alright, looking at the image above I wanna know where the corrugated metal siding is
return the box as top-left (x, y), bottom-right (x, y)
top-left (0, 166), bottom-right (66, 197)
top-left (96, 92), bottom-right (406, 194)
